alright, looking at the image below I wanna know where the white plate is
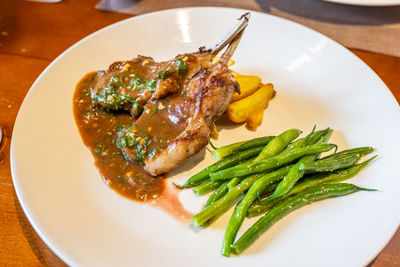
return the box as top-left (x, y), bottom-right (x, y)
top-left (11, 7), bottom-right (400, 267)
top-left (323, 0), bottom-right (400, 6)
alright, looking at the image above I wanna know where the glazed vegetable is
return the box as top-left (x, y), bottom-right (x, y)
top-left (177, 146), bottom-right (264, 188)
top-left (321, 146), bottom-right (374, 160)
top-left (231, 183), bottom-right (376, 255)
top-left (211, 141), bottom-right (245, 160)
top-left (210, 143), bottom-right (337, 181)
top-left (221, 128), bottom-right (333, 255)
top-left (247, 156), bottom-right (377, 217)
top-left (177, 127), bottom-right (376, 257)
top-left (268, 129), bottom-right (332, 200)
top-left (299, 154), bottom-right (360, 173)
top-left (205, 178), bottom-right (241, 208)
top-left (212, 136), bottom-right (275, 160)
top-left (210, 129), bottom-right (301, 182)
top-left (191, 165), bottom-right (292, 227)
top-left (255, 129), bottom-right (301, 161)
top-left (192, 180), bottom-right (224, 195)
top-left (221, 166), bottom-right (290, 256)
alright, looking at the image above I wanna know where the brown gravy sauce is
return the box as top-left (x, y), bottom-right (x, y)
top-left (73, 72), bottom-right (191, 220)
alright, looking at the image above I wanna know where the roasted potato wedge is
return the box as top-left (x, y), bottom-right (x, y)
top-left (227, 83), bottom-right (274, 123)
top-left (247, 109), bottom-right (264, 130)
top-left (231, 75), bottom-right (262, 102)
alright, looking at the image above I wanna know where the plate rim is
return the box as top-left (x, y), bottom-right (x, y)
top-left (323, 0), bottom-right (400, 6)
top-left (10, 6), bottom-right (400, 266)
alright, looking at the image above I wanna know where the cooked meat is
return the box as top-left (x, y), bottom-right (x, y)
top-left (89, 53), bottom-right (214, 117)
top-left (119, 57), bottom-right (238, 175)
top-left (90, 13), bottom-right (250, 176)
top-left (116, 13), bottom-right (250, 176)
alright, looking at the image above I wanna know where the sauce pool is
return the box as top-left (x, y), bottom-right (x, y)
top-left (73, 72), bottom-right (165, 202)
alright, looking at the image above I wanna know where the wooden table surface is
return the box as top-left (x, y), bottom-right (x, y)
top-left (0, 0), bottom-right (399, 265)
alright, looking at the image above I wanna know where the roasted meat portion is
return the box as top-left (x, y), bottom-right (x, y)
top-left (118, 14), bottom-right (249, 176)
top-left (91, 13), bottom-right (250, 176)
top-left (89, 53), bottom-right (214, 117)
top-left (119, 55), bottom-right (239, 175)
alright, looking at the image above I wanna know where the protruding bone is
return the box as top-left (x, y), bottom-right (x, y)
top-left (211, 12), bottom-right (250, 63)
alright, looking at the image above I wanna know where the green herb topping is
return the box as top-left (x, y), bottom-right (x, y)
top-left (176, 59), bottom-right (188, 75)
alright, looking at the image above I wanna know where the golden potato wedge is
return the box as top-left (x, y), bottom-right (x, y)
top-left (231, 75), bottom-right (262, 102)
top-left (227, 83), bottom-right (274, 123)
top-left (211, 56), bottom-right (235, 67)
top-left (247, 109), bottom-right (264, 130)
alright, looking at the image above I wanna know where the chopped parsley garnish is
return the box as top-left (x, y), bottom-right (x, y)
top-left (182, 88), bottom-right (187, 96)
top-left (117, 128), bottom-right (150, 163)
top-left (149, 106), bottom-right (159, 116)
top-left (176, 59), bottom-right (188, 75)
top-left (110, 75), bottom-right (121, 85)
top-left (94, 146), bottom-right (105, 155)
top-left (146, 79), bottom-right (157, 91)
top-left (130, 76), bottom-right (145, 90)
top-left (92, 74), bottom-right (159, 109)
top-left (92, 82), bottom-right (136, 109)
top-left (114, 123), bottom-right (123, 131)
top-left (116, 175), bottom-right (127, 183)
top-left (131, 100), bottom-right (144, 115)
top-left (157, 68), bottom-right (173, 79)
top-left (119, 137), bottom-right (127, 147)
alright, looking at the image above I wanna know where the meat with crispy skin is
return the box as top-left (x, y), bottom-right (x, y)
top-left (89, 53), bottom-right (213, 117)
top-left (118, 53), bottom-right (238, 175)
top-left (92, 13), bottom-right (249, 176)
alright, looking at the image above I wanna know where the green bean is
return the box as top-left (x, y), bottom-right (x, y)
top-left (254, 129), bottom-right (301, 161)
top-left (192, 180), bottom-right (224, 195)
top-left (211, 130), bottom-right (299, 182)
top-left (247, 156), bottom-right (376, 217)
top-left (282, 128), bottom-right (330, 152)
top-left (211, 141), bottom-right (246, 160)
top-left (268, 156), bottom-right (313, 200)
top-left (205, 178), bottom-right (241, 208)
top-left (229, 136), bottom-right (275, 155)
top-left (191, 174), bottom-right (261, 227)
top-left (300, 154), bottom-right (360, 173)
top-left (268, 129), bottom-right (332, 200)
top-left (321, 146), bottom-right (374, 161)
top-left (221, 129), bottom-right (333, 256)
top-left (210, 143), bottom-right (337, 180)
top-left (221, 165), bottom-right (293, 256)
top-left (231, 183), bottom-right (376, 255)
top-left (191, 166), bottom-right (292, 227)
top-left (178, 146), bottom-right (264, 188)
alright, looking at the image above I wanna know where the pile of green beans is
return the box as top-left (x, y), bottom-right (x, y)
top-left (176, 127), bottom-right (377, 257)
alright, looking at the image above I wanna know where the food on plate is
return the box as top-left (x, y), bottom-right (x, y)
top-left (177, 127), bottom-right (376, 256)
top-left (211, 56), bottom-right (235, 67)
top-left (73, 14), bottom-right (250, 200)
top-left (231, 75), bottom-right (262, 102)
top-left (246, 108), bottom-right (264, 129)
top-left (227, 83), bottom-right (274, 127)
